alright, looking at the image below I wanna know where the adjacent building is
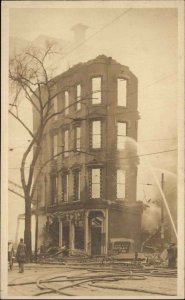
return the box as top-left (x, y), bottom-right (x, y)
top-left (33, 55), bottom-right (143, 256)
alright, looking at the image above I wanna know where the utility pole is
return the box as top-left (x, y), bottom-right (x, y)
top-left (161, 173), bottom-right (165, 250)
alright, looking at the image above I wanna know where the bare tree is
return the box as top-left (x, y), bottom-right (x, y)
top-left (9, 43), bottom-right (94, 260)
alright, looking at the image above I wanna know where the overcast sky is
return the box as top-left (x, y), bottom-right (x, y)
top-left (8, 5), bottom-right (179, 242)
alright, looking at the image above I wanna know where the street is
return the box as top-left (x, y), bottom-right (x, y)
top-left (8, 262), bottom-right (177, 297)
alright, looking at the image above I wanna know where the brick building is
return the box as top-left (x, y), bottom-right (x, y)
top-left (33, 55), bottom-right (143, 256)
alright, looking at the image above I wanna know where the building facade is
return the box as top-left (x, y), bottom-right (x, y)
top-left (34, 55), bottom-right (143, 256)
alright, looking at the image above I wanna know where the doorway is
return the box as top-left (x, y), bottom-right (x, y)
top-left (91, 225), bottom-right (102, 255)
top-left (62, 225), bottom-right (69, 248)
top-left (89, 211), bottom-right (104, 256)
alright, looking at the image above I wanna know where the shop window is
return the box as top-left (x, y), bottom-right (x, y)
top-left (117, 170), bottom-right (125, 199)
top-left (64, 130), bottom-right (69, 157)
top-left (75, 126), bottom-right (81, 151)
top-left (61, 173), bottom-right (68, 202)
top-left (92, 120), bottom-right (101, 149)
top-left (73, 170), bottom-right (80, 201)
top-left (91, 168), bottom-right (101, 199)
top-left (92, 77), bottom-right (101, 104)
top-left (117, 78), bottom-right (127, 106)
top-left (117, 122), bottom-right (127, 150)
top-left (76, 84), bottom-right (81, 110)
top-left (64, 91), bottom-right (69, 115)
top-left (75, 226), bottom-right (84, 249)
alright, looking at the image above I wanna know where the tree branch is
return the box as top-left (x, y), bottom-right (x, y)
top-left (9, 110), bottom-right (35, 139)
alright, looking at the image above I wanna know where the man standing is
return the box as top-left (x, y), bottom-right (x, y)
top-left (16, 238), bottom-right (26, 273)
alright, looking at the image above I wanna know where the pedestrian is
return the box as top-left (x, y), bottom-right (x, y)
top-left (16, 238), bottom-right (26, 273)
top-left (8, 241), bottom-right (14, 270)
top-left (167, 242), bottom-right (177, 268)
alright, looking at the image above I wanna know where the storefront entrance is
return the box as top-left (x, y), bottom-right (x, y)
top-left (62, 224), bottom-right (69, 247)
top-left (89, 211), bottom-right (104, 256)
top-left (91, 226), bottom-right (102, 255)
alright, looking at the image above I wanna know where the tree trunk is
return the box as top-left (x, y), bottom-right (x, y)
top-left (24, 195), bottom-right (32, 262)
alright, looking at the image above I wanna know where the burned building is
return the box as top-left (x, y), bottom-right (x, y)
top-left (34, 55), bottom-right (143, 256)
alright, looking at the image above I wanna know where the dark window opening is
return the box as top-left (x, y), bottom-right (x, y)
top-left (61, 173), bottom-right (68, 202)
top-left (51, 175), bottom-right (58, 204)
top-left (74, 126), bottom-right (81, 151)
top-left (73, 171), bottom-right (80, 201)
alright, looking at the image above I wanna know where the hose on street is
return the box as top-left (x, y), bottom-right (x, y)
top-left (8, 264), bottom-right (177, 297)
top-left (88, 282), bottom-right (177, 296)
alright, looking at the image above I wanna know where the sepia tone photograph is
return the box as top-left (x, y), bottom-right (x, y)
top-left (1, 0), bottom-right (184, 299)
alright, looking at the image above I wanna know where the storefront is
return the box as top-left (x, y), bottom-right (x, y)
top-left (48, 208), bottom-right (108, 256)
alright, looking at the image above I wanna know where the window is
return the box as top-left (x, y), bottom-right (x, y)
top-left (91, 168), bottom-right (101, 198)
top-left (53, 134), bottom-right (58, 157)
top-left (73, 170), bottom-right (80, 201)
top-left (76, 84), bottom-right (81, 111)
top-left (117, 78), bottom-right (127, 107)
top-left (75, 126), bottom-right (81, 151)
top-left (64, 91), bottom-right (69, 115)
top-left (92, 120), bottom-right (101, 149)
top-left (61, 174), bottom-right (68, 202)
top-left (117, 170), bottom-right (126, 199)
top-left (92, 77), bottom-right (101, 104)
top-left (64, 130), bottom-right (69, 157)
top-left (53, 97), bottom-right (58, 120)
top-left (117, 122), bottom-right (127, 150)
top-left (51, 175), bottom-right (58, 204)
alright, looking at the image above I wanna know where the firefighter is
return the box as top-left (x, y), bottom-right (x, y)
top-left (16, 238), bottom-right (27, 273)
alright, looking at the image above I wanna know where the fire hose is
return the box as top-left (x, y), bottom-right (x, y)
top-left (8, 265), bottom-right (177, 297)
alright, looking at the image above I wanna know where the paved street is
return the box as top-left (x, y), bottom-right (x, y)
top-left (8, 262), bottom-right (177, 297)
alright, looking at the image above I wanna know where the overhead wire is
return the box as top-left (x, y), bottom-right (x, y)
top-left (8, 148), bottom-right (177, 170)
top-left (8, 69), bottom-right (177, 153)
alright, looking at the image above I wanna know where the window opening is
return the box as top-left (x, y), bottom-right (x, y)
top-left (64, 91), bottom-right (69, 115)
top-left (92, 121), bottom-right (101, 148)
top-left (117, 78), bottom-right (127, 107)
top-left (92, 77), bottom-right (101, 104)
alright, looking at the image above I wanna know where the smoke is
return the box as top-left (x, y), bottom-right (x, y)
top-left (141, 203), bottom-right (161, 233)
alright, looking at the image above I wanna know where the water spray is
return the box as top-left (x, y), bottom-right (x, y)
top-left (125, 137), bottom-right (177, 239)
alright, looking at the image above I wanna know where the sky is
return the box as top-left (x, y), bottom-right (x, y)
top-left (8, 5), bottom-right (179, 243)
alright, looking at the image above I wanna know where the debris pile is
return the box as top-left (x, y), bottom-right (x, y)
top-left (36, 246), bottom-right (67, 263)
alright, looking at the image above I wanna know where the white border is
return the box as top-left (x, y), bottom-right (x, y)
top-left (1, 1), bottom-right (184, 299)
